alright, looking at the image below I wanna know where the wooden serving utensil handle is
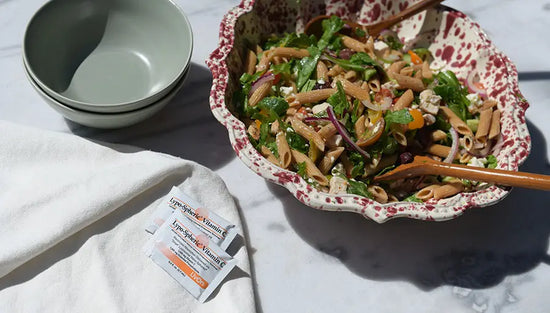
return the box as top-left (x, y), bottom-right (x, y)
top-left (374, 156), bottom-right (550, 191)
top-left (367, 0), bottom-right (445, 36)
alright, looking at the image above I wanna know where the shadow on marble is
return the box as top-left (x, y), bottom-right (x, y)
top-left (273, 120), bottom-right (550, 290)
top-left (66, 62), bottom-right (236, 171)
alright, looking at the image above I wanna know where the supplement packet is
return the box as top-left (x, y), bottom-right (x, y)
top-left (145, 186), bottom-right (238, 250)
top-left (144, 208), bottom-right (236, 303)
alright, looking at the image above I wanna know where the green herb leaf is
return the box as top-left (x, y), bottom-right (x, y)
top-left (296, 161), bottom-right (308, 178)
top-left (300, 79), bottom-right (317, 92)
top-left (318, 16), bottom-right (344, 50)
top-left (383, 35), bottom-right (404, 50)
top-left (327, 81), bottom-right (348, 117)
top-left (384, 109), bottom-right (413, 128)
top-left (433, 71), bottom-right (471, 121)
top-left (348, 151), bottom-right (365, 178)
top-left (486, 154), bottom-right (498, 169)
top-left (296, 46), bottom-right (321, 90)
top-left (257, 97), bottom-right (289, 117)
top-left (403, 194), bottom-right (423, 203)
top-left (286, 130), bottom-right (309, 154)
top-left (347, 179), bottom-right (373, 199)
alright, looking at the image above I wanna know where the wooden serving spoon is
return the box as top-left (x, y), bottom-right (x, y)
top-left (373, 156), bottom-right (550, 191)
top-left (305, 0), bottom-right (444, 38)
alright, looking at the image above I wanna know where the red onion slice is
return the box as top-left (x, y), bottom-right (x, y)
top-left (326, 106), bottom-right (371, 159)
top-left (248, 72), bottom-right (275, 97)
top-left (466, 70), bottom-right (488, 98)
top-left (444, 127), bottom-right (459, 163)
top-left (304, 116), bottom-right (331, 123)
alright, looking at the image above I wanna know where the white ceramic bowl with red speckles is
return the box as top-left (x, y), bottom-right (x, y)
top-left (206, 0), bottom-right (531, 223)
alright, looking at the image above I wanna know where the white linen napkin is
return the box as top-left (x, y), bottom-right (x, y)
top-left (0, 121), bottom-right (255, 313)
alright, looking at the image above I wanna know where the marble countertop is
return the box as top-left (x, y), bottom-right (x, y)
top-left (1, 0), bottom-right (550, 312)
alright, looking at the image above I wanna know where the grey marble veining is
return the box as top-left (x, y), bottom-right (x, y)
top-left (1, 0), bottom-right (550, 312)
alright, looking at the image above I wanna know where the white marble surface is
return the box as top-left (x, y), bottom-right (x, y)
top-left (2, 0), bottom-right (550, 312)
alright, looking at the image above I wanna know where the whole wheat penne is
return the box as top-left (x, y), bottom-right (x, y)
top-left (276, 132), bottom-right (292, 169)
top-left (488, 109), bottom-right (501, 140)
top-left (368, 78), bottom-right (381, 92)
top-left (365, 36), bottom-right (375, 56)
top-left (392, 131), bottom-right (407, 146)
top-left (368, 185), bottom-right (389, 203)
top-left (431, 129), bottom-right (447, 142)
top-left (271, 47), bottom-right (310, 59)
top-left (475, 108), bottom-right (493, 143)
top-left (290, 117), bottom-right (326, 151)
top-left (433, 183), bottom-right (464, 200)
top-left (426, 144), bottom-right (459, 159)
top-left (354, 115), bottom-right (367, 138)
top-left (291, 149), bottom-right (329, 186)
top-left (327, 64), bottom-right (344, 77)
top-left (341, 35), bottom-right (367, 52)
top-left (416, 184), bottom-right (440, 200)
top-left (316, 61), bottom-right (328, 81)
top-left (344, 70), bottom-right (358, 81)
top-left (400, 66), bottom-right (414, 77)
top-left (388, 61), bottom-right (407, 76)
top-left (318, 147), bottom-right (345, 174)
top-left (317, 123), bottom-right (338, 140)
top-left (440, 107), bottom-right (473, 136)
top-left (459, 152), bottom-right (473, 164)
top-left (463, 134), bottom-right (475, 151)
top-left (256, 50), bottom-right (272, 72)
top-left (249, 81), bottom-right (273, 107)
top-left (393, 89), bottom-right (414, 111)
top-left (260, 146), bottom-right (280, 166)
top-left (392, 73), bottom-right (425, 92)
top-left (245, 49), bottom-right (257, 75)
top-left (336, 78), bottom-right (370, 100)
top-left (286, 88), bottom-right (336, 105)
top-left (481, 99), bottom-right (498, 110)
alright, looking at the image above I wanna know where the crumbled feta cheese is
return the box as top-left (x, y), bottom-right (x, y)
top-left (312, 102), bottom-right (330, 115)
top-left (280, 86), bottom-right (294, 98)
top-left (331, 163), bottom-right (345, 177)
top-left (467, 93), bottom-right (483, 107)
top-left (326, 134), bottom-right (343, 147)
top-left (382, 81), bottom-right (399, 94)
top-left (317, 78), bottom-right (325, 85)
top-left (468, 157), bottom-right (487, 168)
top-left (423, 114), bottom-right (436, 126)
top-left (419, 89), bottom-right (442, 115)
top-left (374, 41), bottom-right (389, 53)
top-left (329, 176), bottom-right (348, 194)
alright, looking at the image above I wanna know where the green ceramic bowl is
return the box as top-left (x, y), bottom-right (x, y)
top-left (23, 0), bottom-right (193, 113)
top-left (24, 61), bottom-right (189, 129)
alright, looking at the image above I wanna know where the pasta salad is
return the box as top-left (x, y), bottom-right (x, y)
top-left (233, 16), bottom-right (501, 203)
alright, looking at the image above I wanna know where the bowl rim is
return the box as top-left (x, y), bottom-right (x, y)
top-left (24, 60), bottom-right (189, 117)
top-left (206, 0), bottom-right (531, 223)
top-left (22, 0), bottom-right (193, 112)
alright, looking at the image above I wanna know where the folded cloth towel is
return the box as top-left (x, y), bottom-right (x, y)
top-left (0, 121), bottom-right (255, 313)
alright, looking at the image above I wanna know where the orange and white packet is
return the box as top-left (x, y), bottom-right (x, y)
top-left (144, 208), bottom-right (236, 302)
top-left (145, 186), bottom-right (238, 250)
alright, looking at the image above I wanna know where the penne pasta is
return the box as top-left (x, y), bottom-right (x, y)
top-left (260, 146), bottom-right (280, 166)
top-left (433, 183), bottom-right (464, 200)
top-left (368, 185), bottom-right (389, 203)
top-left (388, 61), bottom-right (407, 76)
top-left (317, 122), bottom-right (338, 140)
top-left (488, 109), bottom-right (501, 140)
top-left (248, 81), bottom-right (273, 107)
top-left (475, 108), bottom-right (493, 143)
top-left (336, 78), bottom-right (370, 100)
top-left (416, 184), bottom-right (440, 200)
top-left (316, 61), bottom-right (328, 81)
top-left (291, 149), bottom-right (329, 186)
top-left (422, 61), bottom-right (433, 79)
top-left (368, 78), bottom-right (380, 92)
top-left (393, 89), bottom-right (414, 111)
top-left (318, 147), bottom-right (345, 174)
top-left (430, 129), bottom-right (447, 142)
top-left (276, 132), bottom-right (292, 169)
top-left (341, 35), bottom-right (367, 53)
top-left (426, 144), bottom-right (459, 160)
top-left (271, 47), bottom-right (310, 59)
top-left (245, 49), bottom-right (257, 75)
top-left (286, 88), bottom-right (336, 105)
top-left (440, 107), bottom-right (474, 136)
top-left (289, 117), bottom-right (326, 151)
top-left (391, 73), bottom-right (425, 92)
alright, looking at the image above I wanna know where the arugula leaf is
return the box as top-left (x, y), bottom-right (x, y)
top-left (257, 97), bottom-right (289, 117)
top-left (327, 36), bottom-right (343, 53)
top-left (355, 28), bottom-right (367, 38)
top-left (296, 46), bottom-right (321, 90)
top-left (271, 62), bottom-right (292, 76)
top-left (383, 35), bottom-right (403, 50)
top-left (368, 133), bottom-right (398, 158)
top-left (327, 81), bottom-right (348, 117)
top-left (403, 194), bottom-right (423, 203)
top-left (348, 151), bottom-right (365, 178)
top-left (384, 109), bottom-right (413, 130)
top-left (486, 155), bottom-right (498, 169)
top-left (347, 179), bottom-right (373, 199)
top-left (296, 162), bottom-right (308, 178)
top-left (257, 121), bottom-right (270, 147)
top-left (263, 33), bottom-right (317, 50)
top-left (300, 79), bottom-right (317, 92)
top-left (318, 16), bottom-right (344, 50)
top-left (285, 130), bottom-right (309, 154)
top-left (266, 141), bottom-right (279, 158)
top-left (433, 71), bottom-right (471, 121)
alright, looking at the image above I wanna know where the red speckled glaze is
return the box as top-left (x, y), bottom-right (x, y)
top-left (206, 0), bottom-right (531, 223)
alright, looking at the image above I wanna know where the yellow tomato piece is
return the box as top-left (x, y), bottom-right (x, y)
top-left (255, 119), bottom-right (262, 129)
top-left (367, 109), bottom-right (382, 124)
top-left (407, 108), bottom-right (424, 129)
